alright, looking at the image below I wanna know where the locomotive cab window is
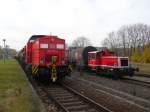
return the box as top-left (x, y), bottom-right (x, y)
top-left (120, 59), bottom-right (128, 66)
top-left (89, 53), bottom-right (96, 59)
top-left (57, 44), bottom-right (64, 49)
top-left (29, 40), bottom-right (34, 43)
top-left (40, 44), bottom-right (48, 48)
top-left (96, 52), bottom-right (101, 58)
top-left (50, 44), bottom-right (55, 48)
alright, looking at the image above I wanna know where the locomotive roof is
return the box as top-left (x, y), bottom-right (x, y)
top-left (28, 35), bottom-right (47, 42)
top-left (28, 35), bottom-right (64, 42)
top-left (88, 50), bottom-right (114, 54)
top-left (88, 51), bottom-right (99, 53)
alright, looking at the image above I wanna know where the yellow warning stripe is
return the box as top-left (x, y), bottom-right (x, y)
top-left (69, 65), bottom-right (73, 72)
top-left (32, 66), bottom-right (34, 74)
top-left (35, 68), bottom-right (38, 74)
top-left (32, 66), bottom-right (38, 74)
top-left (32, 66), bottom-right (36, 73)
top-left (51, 64), bottom-right (57, 82)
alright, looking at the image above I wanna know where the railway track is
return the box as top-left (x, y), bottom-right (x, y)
top-left (24, 65), bottom-right (150, 112)
top-left (122, 77), bottom-right (150, 88)
top-left (135, 73), bottom-right (150, 78)
top-left (86, 70), bottom-right (150, 88)
top-left (23, 65), bottom-right (112, 112)
top-left (41, 83), bottom-right (112, 112)
top-left (86, 71), bottom-right (150, 88)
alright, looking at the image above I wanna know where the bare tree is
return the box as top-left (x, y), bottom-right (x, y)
top-left (102, 23), bottom-right (150, 56)
top-left (71, 36), bottom-right (91, 47)
top-left (147, 27), bottom-right (150, 41)
top-left (102, 32), bottom-right (120, 54)
top-left (117, 26), bottom-right (128, 56)
top-left (126, 23), bottom-right (150, 53)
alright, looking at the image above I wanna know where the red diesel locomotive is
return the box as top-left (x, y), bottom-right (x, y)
top-left (88, 50), bottom-right (138, 78)
top-left (19, 35), bottom-right (71, 82)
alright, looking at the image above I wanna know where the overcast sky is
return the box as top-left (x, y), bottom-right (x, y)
top-left (0, 0), bottom-right (150, 50)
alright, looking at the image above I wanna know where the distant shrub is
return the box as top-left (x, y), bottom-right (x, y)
top-left (140, 43), bottom-right (150, 63)
top-left (131, 42), bottom-right (150, 63)
top-left (131, 51), bottom-right (141, 62)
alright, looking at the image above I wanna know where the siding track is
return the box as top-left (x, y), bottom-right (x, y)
top-left (41, 83), bottom-right (113, 112)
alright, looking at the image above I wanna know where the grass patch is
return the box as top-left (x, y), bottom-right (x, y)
top-left (0, 59), bottom-right (45, 112)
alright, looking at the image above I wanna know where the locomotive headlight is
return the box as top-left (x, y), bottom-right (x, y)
top-left (40, 57), bottom-right (44, 64)
top-left (62, 60), bottom-right (65, 64)
top-left (40, 60), bottom-right (44, 64)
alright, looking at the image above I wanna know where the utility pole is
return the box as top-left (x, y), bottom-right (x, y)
top-left (3, 39), bottom-right (6, 63)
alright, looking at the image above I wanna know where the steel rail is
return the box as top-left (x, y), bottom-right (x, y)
top-left (42, 84), bottom-right (113, 112)
top-left (123, 77), bottom-right (150, 88)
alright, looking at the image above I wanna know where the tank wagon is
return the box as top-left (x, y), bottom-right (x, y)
top-left (68, 46), bottom-right (138, 78)
top-left (18, 35), bottom-right (71, 82)
top-left (67, 46), bottom-right (97, 69)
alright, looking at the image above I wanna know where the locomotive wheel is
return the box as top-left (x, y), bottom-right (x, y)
top-left (111, 71), bottom-right (120, 79)
top-left (25, 64), bottom-right (32, 75)
top-left (128, 69), bottom-right (134, 77)
top-left (57, 77), bottom-right (65, 83)
top-left (96, 70), bottom-right (99, 75)
top-left (112, 74), bottom-right (119, 79)
top-left (32, 74), bottom-right (39, 80)
top-left (96, 67), bottom-right (102, 75)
